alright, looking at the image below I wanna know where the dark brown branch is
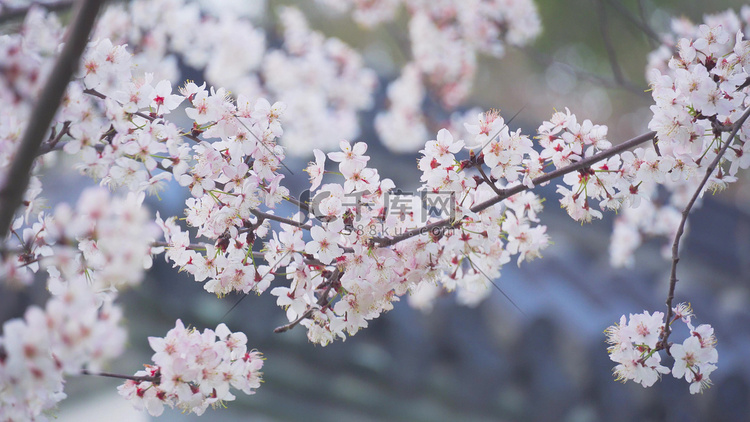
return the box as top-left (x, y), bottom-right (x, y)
top-left (274, 269), bottom-right (338, 333)
top-left (477, 165), bottom-right (502, 196)
top-left (45, 121), bottom-right (71, 152)
top-left (250, 209), bottom-right (311, 230)
top-left (284, 194), bottom-right (310, 212)
top-left (0, 0), bottom-right (102, 241)
top-left (274, 308), bottom-right (314, 334)
top-left (82, 88), bottom-right (203, 143)
top-left (373, 130), bottom-right (657, 247)
top-left (659, 107), bottom-right (750, 351)
top-left (81, 368), bottom-right (159, 384)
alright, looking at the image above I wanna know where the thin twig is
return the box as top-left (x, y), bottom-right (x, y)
top-left (44, 121), bottom-right (71, 151)
top-left (659, 107), bottom-right (750, 351)
top-left (234, 115), bottom-right (294, 175)
top-left (373, 130), bottom-right (657, 247)
top-left (284, 194), bottom-right (310, 212)
top-left (0, 0), bottom-right (102, 241)
top-left (274, 268), bottom-right (338, 333)
top-left (477, 165), bottom-right (502, 196)
top-left (80, 369), bottom-right (159, 384)
top-left (464, 254), bottom-right (526, 316)
top-left (250, 209), bottom-right (311, 230)
top-left (82, 88), bottom-right (203, 143)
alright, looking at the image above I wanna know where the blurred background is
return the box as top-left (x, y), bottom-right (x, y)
top-left (4, 0), bottom-right (750, 420)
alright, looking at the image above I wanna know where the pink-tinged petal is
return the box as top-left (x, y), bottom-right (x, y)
top-left (352, 141), bottom-right (368, 155)
top-left (436, 128), bottom-right (452, 144)
top-left (328, 151), bottom-right (346, 162)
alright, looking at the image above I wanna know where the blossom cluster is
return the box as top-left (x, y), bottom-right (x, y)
top-left (0, 186), bottom-right (152, 419)
top-left (262, 7), bottom-right (377, 154)
top-left (1, 187), bottom-right (157, 292)
top-left (91, 0), bottom-right (376, 155)
top-left (609, 6), bottom-right (750, 267)
top-left (375, 63), bottom-right (429, 152)
top-left (606, 304), bottom-right (718, 394)
top-left (0, 277), bottom-right (125, 421)
top-left (118, 320), bottom-right (263, 416)
top-left (2, 0), bottom-right (749, 418)
top-left (260, 129), bottom-right (550, 345)
top-left (362, 0), bottom-right (541, 150)
top-left (648, 15), bottom-right (750, 179)
top-left (320, 0), bottom-right (540, 106)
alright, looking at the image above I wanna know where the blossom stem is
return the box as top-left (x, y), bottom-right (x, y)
top-left (660, 106), bottom-right (750, 351)
top-left (373, 130), bottom-right (657, 247)
top-left (274, 268), bottom-right (338, 333)
top-left (477, 166), bottom-right (502, 196)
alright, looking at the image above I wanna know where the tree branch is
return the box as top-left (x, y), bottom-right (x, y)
top-left (373, 130), bottom-right (657, 247)
top-left (659, 107), bottom-right (750, 351)
top-left (274, 268), bottom-right (338, 333)
top-left (80, 368), bottom-right (159, 384)
top-left (0, 0), bottom-right (101, 240)
top-left (250, 209), bottom-right (311, 230)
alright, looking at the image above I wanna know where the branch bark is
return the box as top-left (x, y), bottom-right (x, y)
top-left (373, 130), bottom-right (657, 247)
top-left (659, 107), bottom-right (750, 351)
top-left (0, 0), bottom-right (102, 240)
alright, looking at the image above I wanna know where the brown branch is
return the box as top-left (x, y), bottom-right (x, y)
top-left (284, 194), bottom-right (310, 212)
top-left (274, 308), bottom-right (314, 334)
top-left (82, 88), bottom-right (203, 143)
top-left (659, 107), bottom-right (750, 351)
top-left (80, 368), bottom-right (159, 384)
top-left (274, 269), bottom-right (338, 333)
top-left (477, 165), bottom-right (502, 196)
top-left (45, 121), bottom-right (71, 152)
top-left (250, 209), bottom-right (311, 230)
top-left (0, 0), bottom-right (102, 241)
top-left (373, 130), bottom-right (658, 247)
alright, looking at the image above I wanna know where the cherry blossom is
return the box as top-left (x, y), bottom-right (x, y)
top-left (119, 320), bottom-right (263, 416)
top-left (606, 305), bottom-right (718, 393)
top-left (6, 1), bottom-right (750, 417)
top-left (305, 149), bottom-right (327, 191)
